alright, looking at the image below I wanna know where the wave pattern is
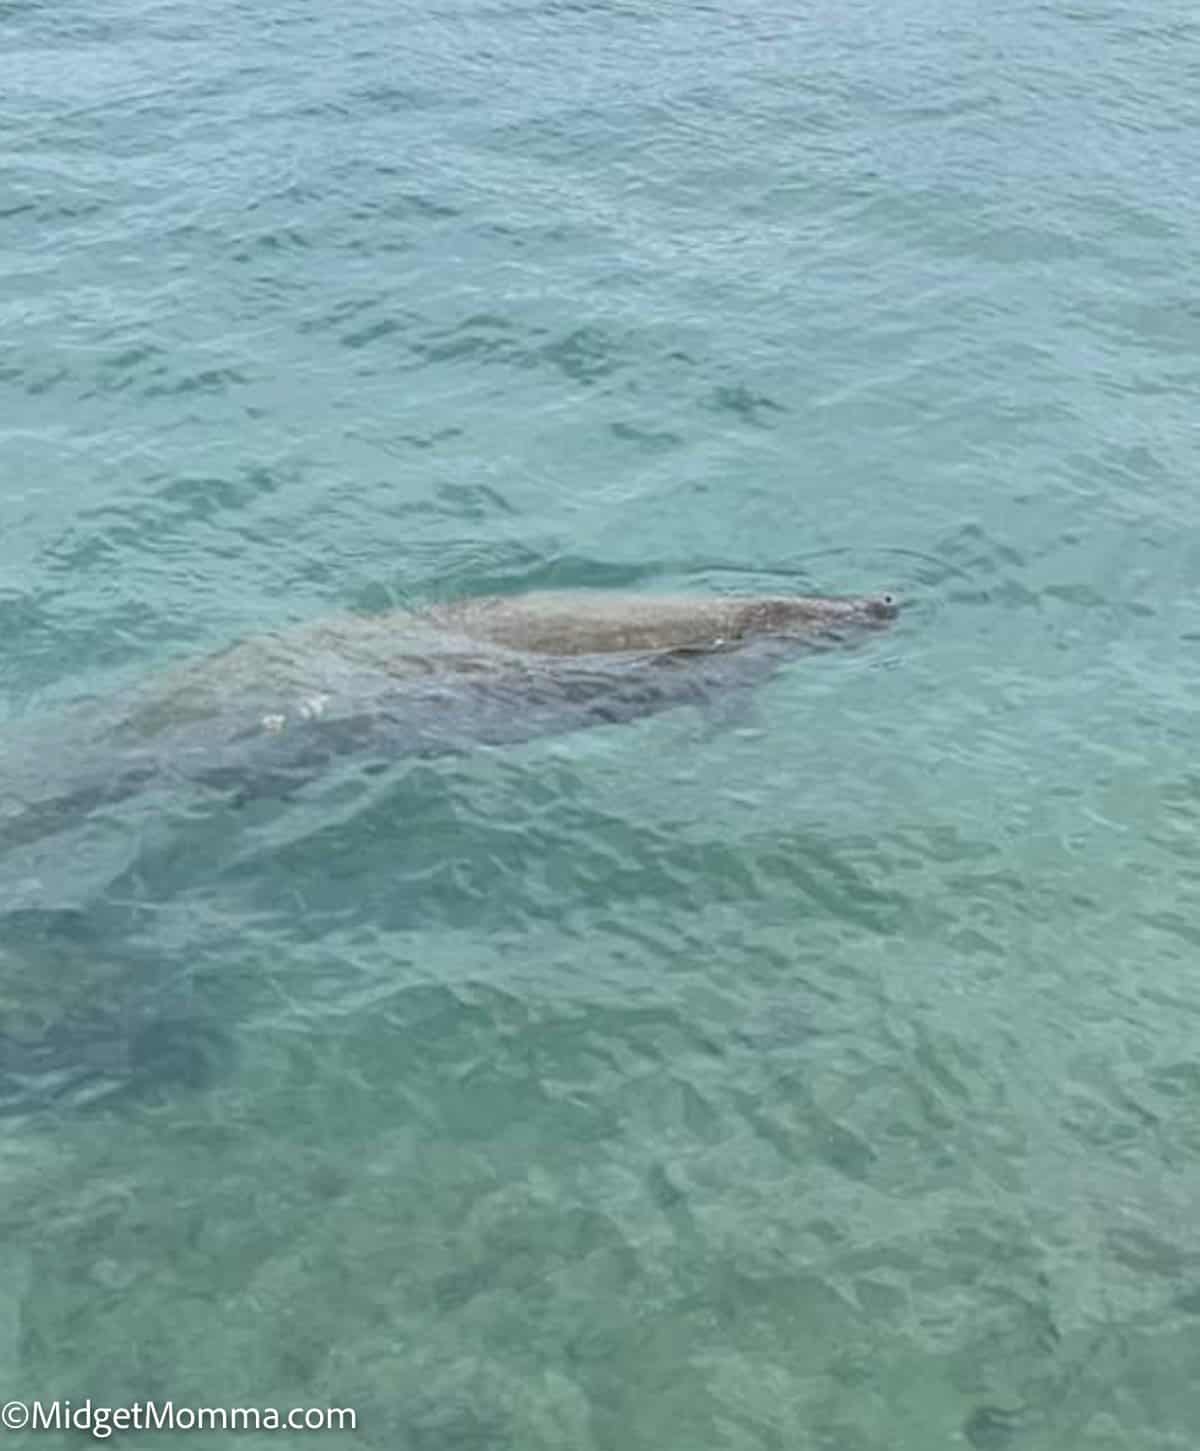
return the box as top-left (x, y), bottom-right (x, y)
top-left (2, 0), bottom-right (1200, 1445)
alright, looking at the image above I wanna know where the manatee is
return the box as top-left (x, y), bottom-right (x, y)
top-left (0, 588), bottom-right (898, 1111)
top-left (2, 589), bottom-right (899, 847)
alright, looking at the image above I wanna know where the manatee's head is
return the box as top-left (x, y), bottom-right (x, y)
top-left (737, 592), bottom-right (900, 641)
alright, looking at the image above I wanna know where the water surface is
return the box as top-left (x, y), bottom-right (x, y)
top-left (2, 0), bottom-right (1200, 1445)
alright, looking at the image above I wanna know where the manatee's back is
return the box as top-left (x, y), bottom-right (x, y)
top-left (423, 592), bottom-right (752, 656)
top-left (118, 610), bottom-right (518, 739)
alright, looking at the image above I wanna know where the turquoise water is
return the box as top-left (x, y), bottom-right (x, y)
top-left (3, 0), bottom-right (1200, 1444)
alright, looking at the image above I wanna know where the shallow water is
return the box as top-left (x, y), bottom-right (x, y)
top-left (3, 0), bottom-right (1200, 1445)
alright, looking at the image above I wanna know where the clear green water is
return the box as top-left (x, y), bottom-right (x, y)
top-left (3, 0), bottom-right (1200, 1445)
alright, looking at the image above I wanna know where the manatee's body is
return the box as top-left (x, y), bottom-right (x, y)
top-left (3, 590), bottom-right (898, 847)
top-left (122, 590), bottom-right (897, 732)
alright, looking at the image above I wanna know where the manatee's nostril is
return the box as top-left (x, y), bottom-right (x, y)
top-left (871, 593), bottom-right (900, 620)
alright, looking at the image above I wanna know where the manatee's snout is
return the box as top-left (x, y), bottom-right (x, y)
top-left (805, 592), bottom-right (901, 629)
top-left (750, 591), bottom-right (901, 641)
top-left (863, 591), bottom-right (900, 624)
